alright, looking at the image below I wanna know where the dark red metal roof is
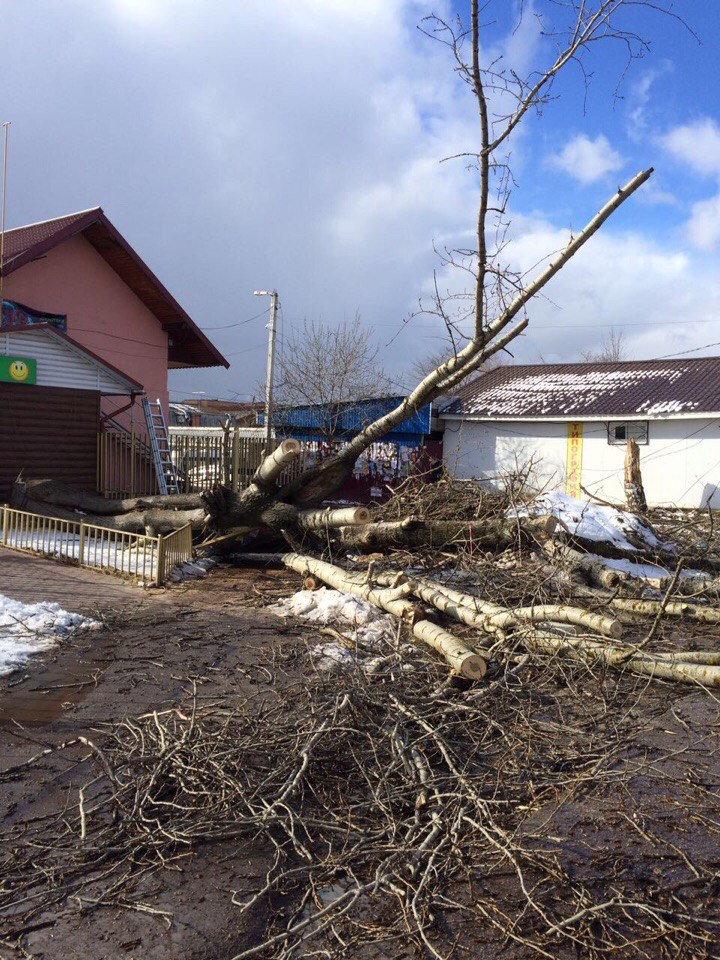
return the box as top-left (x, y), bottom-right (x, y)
top-left (1, 208), bottom-right (228, 370)
top-left (442, 357), bottom-right (720, 420)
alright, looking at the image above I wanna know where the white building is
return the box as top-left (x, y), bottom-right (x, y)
top-left (440, 358), bottom-right (720, 509)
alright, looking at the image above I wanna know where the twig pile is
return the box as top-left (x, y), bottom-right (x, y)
top-left (1, 655), bottom-right (717, 958)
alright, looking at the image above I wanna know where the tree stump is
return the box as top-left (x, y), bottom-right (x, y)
top-left (624, 438), bottom-right (647, 514)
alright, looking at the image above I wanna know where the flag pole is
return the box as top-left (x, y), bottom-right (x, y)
top-left (0, 121), bottom-right (11, 309)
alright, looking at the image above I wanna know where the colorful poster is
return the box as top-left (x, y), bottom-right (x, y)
top-left (0, 355), bottom-right (36, 385)
top-left (565, 422), bottom-right (583, 498)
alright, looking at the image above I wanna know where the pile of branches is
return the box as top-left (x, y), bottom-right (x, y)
top-left (2, 651), bottom-right (718, 959)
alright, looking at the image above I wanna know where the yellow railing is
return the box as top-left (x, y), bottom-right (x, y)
top-left (157, 521), bottom-right (194, 585)
top-left (1, 505), bottom-right (193, 587)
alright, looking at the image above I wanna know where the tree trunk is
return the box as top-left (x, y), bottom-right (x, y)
top-left (340, 515), bottom-right (557, 551)
top-left (15, 478), bottom-right (203, 514)
top-left (624, 438), bottom-right (647, 513)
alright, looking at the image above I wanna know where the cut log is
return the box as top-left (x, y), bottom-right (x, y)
top-left (13, 479), bottom-right (203, 515)
top-left (11, 491), bottom-right (204, 536)
top-left (281, 553), bottom-right (487, 680)
top-left (543, 541), bottom-right (625, 588)
top-left (611, 598), bottom-right (720, 623)
top-left (296, 507), bottom-right (371, 531)
top-left (341, 515), bottom-right (558, 551)
top-left (254, 439), bottom-right (301, 487)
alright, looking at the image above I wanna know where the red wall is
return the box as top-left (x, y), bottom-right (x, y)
top-left (4, 234), bottom-right (169, 437)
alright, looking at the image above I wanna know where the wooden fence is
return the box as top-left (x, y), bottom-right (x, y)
top-left (1, 505), bottom-right (192, 587)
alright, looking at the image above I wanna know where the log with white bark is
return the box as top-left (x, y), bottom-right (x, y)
top-left (543, 541), bottom-right (626, 588)
top-left (348, 571), bottom-right (623, 640)
top-left (340, 515), bottom-right (558, 551)
top-left (281, 553), bottom-right (487, 680)
top-left (523, 629), bottom-right (720, 686)
top-left (611, 598), bottom-right (720, 623)
top-left (297, 507), bottom-right (371, 531)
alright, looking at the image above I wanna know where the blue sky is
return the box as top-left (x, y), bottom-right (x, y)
top-left (4, 1), bottom-right (720, 400)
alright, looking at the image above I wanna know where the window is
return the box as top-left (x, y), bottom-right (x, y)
top-left (608, 421), bottom-right (648, 445)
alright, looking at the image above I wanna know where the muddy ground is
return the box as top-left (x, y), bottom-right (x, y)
top-left (0, 561), bottom-right (315, 960)
top-left (1, 555), bottom-right (719, 959)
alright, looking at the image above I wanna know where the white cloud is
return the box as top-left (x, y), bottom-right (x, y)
top-left (661, 117), bottom-right (720, 251)
top-left (550, 134), bottom-right (625, 184)
top-left (685, 194), bottom-right (720, 251)
top-left (626, 62), bottom-right (672, 141)
top-left (661, 118), bottom-right (720, 177)
top-left (418, 212), bottom-right (720, 368)
top-left (3, 0), bottom-right (715, 393)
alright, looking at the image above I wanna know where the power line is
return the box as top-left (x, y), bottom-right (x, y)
top-left (651, 340), bottom-right (720, 361)
top-left (201, 306), bottom-right (270, 331)
top-left (223, 342), bottom-right (267, 357)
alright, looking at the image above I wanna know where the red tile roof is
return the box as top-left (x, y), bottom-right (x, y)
top-left (442, 358), bottom-right (720, 420)
top-left (1, 208), bottom-right (228, 370)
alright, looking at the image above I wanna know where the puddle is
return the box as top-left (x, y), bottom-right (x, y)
top-left (0, 633), bottom-right (115, 727)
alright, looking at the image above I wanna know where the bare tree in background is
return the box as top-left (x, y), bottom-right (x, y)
top-left (272, 316), bottom-right (394, 439)
top-left (24, 0), bottom-right (678, 537)
top-left (582, 328), bottom-right (629, 363)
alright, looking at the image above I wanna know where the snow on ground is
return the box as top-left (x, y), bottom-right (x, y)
top-left (1, 529), bottom-right (156, 579)
top-left (270, 588), bottom-right (400, 673)
top-left (517, 492), bottom-right (662, 552)
top-left (0, 593), bottom-right (102, 677)
top-left (588, 555), bottom-right (705, 581)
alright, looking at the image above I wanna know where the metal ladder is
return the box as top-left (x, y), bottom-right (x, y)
top-left (142, 397), bottom-right (180, 495)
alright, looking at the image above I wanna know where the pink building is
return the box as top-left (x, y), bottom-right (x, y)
top-left (0, 208), bottom-right (227, 499)
top-left (1, 207), bottom-right (227, 432)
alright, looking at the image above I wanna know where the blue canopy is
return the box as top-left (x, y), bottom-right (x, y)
top-left (259, 395), bottom-right (431, 445)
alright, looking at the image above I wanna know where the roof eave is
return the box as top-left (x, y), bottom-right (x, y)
top-left (440, 411), bottom-right (720, 422)
top-left (2, 208), bottom-right (229, 370)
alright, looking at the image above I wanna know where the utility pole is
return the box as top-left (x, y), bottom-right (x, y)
top-left (0, 122), bottom-right (11, 307)
top-left (254, 289), bottom-right (279, 453)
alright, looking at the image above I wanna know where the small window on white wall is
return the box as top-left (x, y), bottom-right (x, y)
top-left (608, 421), bottom-right (648, 445)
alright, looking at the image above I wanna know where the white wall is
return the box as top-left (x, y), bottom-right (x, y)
top-left (1, 327), bottom-right (134, 395)
top-left (443, 417), bottom-right (720, 508)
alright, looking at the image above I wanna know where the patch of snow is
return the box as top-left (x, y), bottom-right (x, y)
top-left (1, 528), bottom-right (156, 579)
top-left (587, 554), bottom-right (705, 581)
top-left (517, 492), bottom-right (661, 552)
top-left (0, 593), bottom-right (102, 678)
top-left (270, 588), bottom-right (399, 674)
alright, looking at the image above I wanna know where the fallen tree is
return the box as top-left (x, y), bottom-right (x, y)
top-left (13, 0), bottom-right (657, 550)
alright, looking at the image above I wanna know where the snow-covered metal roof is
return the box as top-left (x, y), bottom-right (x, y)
top-left (441, 357), bottom-right (720, 421)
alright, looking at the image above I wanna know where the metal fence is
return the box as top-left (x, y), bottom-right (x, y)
top-left (169, 427), bottom-right (270, 492)
top-left (1, 505), bottom-right (193, 587)
top-left (97, 424), bottom-right (158, 499)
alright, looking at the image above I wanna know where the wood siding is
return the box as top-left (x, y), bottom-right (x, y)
top-left (0, 383), bottom-right (99, 502)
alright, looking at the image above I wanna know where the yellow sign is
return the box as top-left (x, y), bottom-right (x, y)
top-left (565, 422), bottom-right (583, 498)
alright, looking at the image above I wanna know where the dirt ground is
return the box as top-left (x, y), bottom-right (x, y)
top-left (0, 555), bottom-right (314, 960)
top-left (1, 550), bottom-right (719, 959)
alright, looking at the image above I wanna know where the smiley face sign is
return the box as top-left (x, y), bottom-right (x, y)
top-left (0, 355), bottom-right (37, 385)
top-left (9, 360), bottom-right (30, 381)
